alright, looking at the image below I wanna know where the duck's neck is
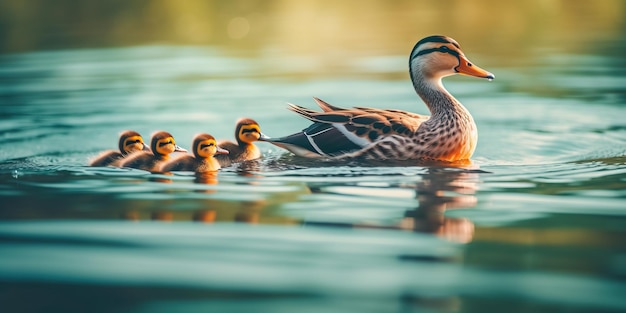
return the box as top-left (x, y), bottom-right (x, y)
top-left (411, 73), bottom-right (470, 119)
top-left (236, 138), bottom-right (251, 147)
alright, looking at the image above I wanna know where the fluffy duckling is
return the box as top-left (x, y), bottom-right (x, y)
top-left (90, 130), bottom-right (149, 167)
top-left (120, 131), bottom-right (187, 171)
top-left (161, 133), bottom-right (229, 173)
top-left (215, 118), bottom-right (268, 166)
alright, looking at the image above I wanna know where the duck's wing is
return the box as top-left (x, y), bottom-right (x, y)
top-left (217, 140), bottom-right (238, 150)
top-left (89, 151), bottom-right (123, 167)
top-left (160, 155), bottom-right (196, 172)
top-left (354, 107), bottom-right (429, 123)
top-left (266, 98), bottom-right (426, 157)
top-left (214, 154), bottom-right (231, 167)
top-left (267, 122), bottom-right (364, 157)
top-left (313, 97), bottom-right (345, 112)
top-left (215, 140), bottom-right (240, 166)
top-left (119, 152), bottom-right (153, 170)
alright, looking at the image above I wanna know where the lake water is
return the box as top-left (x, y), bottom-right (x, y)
top-left (1, 2), bottom-right (626, 312)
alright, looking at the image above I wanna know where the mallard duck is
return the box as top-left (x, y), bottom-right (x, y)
top-left (120, 131), bottom-right (187, 171)
top-left (161, 133), bottom-right (229, 172)
top-left (215, 118), bottom-right (268, 166)
top-left (261, 35), bottom-right (494, 162)
top-left (90, 130), bottom-right (149, 167)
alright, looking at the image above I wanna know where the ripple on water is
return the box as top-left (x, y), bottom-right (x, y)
top-left (0, 221), bottom-right (625, 312)
top-left (0, 221), bottom-right (460, 294)
top-left (0, 41), bottom-right (626, 312)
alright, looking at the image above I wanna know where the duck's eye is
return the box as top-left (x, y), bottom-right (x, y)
top-left (437, 45), bottom-right (460, 57)
top-left (158, 140), bottom-right (173, 147)
top-left (124, 138), bottom-right (143, 146)
top-left (241, 128), bottom-right (259, 134)
top-left (200, 143), bottom-right (214, 149)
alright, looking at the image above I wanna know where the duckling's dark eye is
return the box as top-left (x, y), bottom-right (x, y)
top-left (241, 128), bottom-right (259, 134)
top-left (200, 143), bottom-right (214, 149)
top-left (158, 140), bottom-right (173, 147)
top-left (440, 46), bottom-right (449, 52)
top-left (125, 140), bottom-right (141, 146)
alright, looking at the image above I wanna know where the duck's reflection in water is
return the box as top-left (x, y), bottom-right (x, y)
top-left (190, 172), bottom-right (220, 222)
top-left (192, 209), bottom-right (216, 222)
top-left (303, 166), bottom-right (479, 243)
top-left (232, 159), bottom-right (263, 178)
top-left (151, 211), bottom-right (174, 221)
top-left (402, 168), bottom-right (477, 243)
top-left (120, 169), bottom-right (267, 224)
top-left (194, 171), bottom-right (219, 185)
top-left (120, 171), bottom-right (221, 222)
top-left (234, 211), bottom-right (260, 223)
top-left (201, 166), bottom-right (264, 224)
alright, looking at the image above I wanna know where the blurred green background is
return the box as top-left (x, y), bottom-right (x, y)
top-left (1, 0), bottom-right (624, 63)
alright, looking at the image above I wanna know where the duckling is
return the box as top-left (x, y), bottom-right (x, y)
top-left (261, 35), bottom-right (495, 162)
top-left (161, 133), bottom-right (229, 173)
top-left (215, 118), bottom-right (268, 166)
top-left (90, 130), bottom-right (149, 167)
top-left (120, 131), bottom-right (187, 171)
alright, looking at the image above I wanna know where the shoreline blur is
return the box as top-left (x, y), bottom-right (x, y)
top-left (1, 0), bottom-right (624, 64)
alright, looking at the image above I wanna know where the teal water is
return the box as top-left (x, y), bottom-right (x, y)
top-left (0, 42), bottom-right (625, 313)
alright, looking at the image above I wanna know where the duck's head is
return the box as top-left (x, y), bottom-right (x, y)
top-left (192, 133), bottom-right (229, 159)
top-left (409, 35), bottom-right (494, 81)
top-left (150, 131), bottom-right (187, 157)
top-left (235, 118), bottom-right (269, 145)
top-left (118, 130), bottom-right (150, 155)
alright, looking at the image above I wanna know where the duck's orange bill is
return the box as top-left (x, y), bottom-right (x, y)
top-left (455, 55), bottom-right (495, 80)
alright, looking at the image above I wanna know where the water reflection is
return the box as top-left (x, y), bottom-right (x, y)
top-left (192, 209), bottom-right (216, 222)
top-left (404, 168), bottom-right (478, 243)
top-left (295, 164), bottom-right (479, 243)
top-left (111, 160), bottom-right (481, 237)
top-left (194, 171), bottom-right (219, 185)
top-left (231, 159), bottom-right (264, 177)
top-left (116, 168), bottom-right (273, 224)
top-left (0, 1), bottom-right (623, 311)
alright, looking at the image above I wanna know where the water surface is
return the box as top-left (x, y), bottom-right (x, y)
top-left (1, 2), bottom-right (626, 312)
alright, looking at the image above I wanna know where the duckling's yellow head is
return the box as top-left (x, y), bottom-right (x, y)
top-left (235, 118), bottom-right (269, 144)
top-left (409, 35), bottom-right (494, 81)
top-left (193, 133), bottom-right (229, 159)
top-left (118, 130), bottom-right (148, 155)
top-left (151, 131), bottom-right (187, 157)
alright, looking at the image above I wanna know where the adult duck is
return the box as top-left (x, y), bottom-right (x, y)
top-left (120, 131), bottom-right (187, 171)
top-left (215, 118), bottom-right (268, 166)
top-left (90, 130), bottom-right (149, 167)
top-left (261, 35), bottom-right (494, 162)
top-left (161, 133), bottom-right (229, 172)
